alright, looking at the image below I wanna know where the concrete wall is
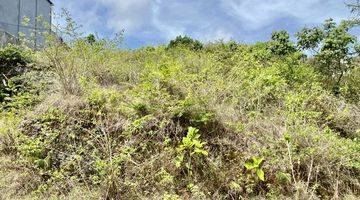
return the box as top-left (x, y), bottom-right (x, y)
top-left (0, 0), bottom-right (19, 37)
top-left (19, 0), bottom-right (36, 39)
top-left (0, 0), bottom-right (52, 47)
top-left (36, 0), bottom-right (52, 45)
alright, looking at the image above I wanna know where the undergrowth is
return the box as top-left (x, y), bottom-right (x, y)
top-left (0, 38), bottom-right (359, 199)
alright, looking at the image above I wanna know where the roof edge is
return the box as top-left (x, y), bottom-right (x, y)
top-left (47, 0), bottom-right (54, 5)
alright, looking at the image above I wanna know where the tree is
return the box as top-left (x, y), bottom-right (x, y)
top-left (86, 34), bottom-right (96, 45)
top-left (268, 30), bottom-right (297, 56)
top-left (296, 19), bottom-right (359, 94)
top-left (167, 35), bottom-right (203, 51)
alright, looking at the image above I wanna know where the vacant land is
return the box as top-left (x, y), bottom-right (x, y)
top-left (0, 26), bottom-right (359, 199)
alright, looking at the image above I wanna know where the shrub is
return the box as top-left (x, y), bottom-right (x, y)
top-left (341, 65), bottom-right (360, 103)
top-left (268, 30), bottom-right (297, 56)
top-left (0, 45), bottom-right (32, 77)
top-left (0, 45), bottom-right (34, 102)
top-left (167, 35), bottom-right (203, 51)
top-left (296, 19), bottom-right (359, 94)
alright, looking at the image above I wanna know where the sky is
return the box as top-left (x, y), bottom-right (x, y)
top-left (51, 0), bottom-right (358, 49)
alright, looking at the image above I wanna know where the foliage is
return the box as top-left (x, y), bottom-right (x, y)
top-left (167, 35), bottom-right (203, 51)
top-left (0, 25), bottom-right (360, 199)
top-left (244, 157), bottom-right (265, 181)
top-left (0, 45), bottom-right (32, 89)
top-left (0, 46), bottom-right (38, 103)
top-left (269, 30), bottom-right (297, 56)
top-left (85, 34), bottom-right (96, 45)
top-left (341, 65), bottom-right (360, 102)
top-left (296, 19), bottom-right (359, 93)
top-left (174, 127), bottom-right (208, 170)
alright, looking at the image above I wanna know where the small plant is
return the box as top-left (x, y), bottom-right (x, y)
top-left (187, 183), bottom-right (207, 199)
top-left (244, 156), bottom-right (265, 181)
top-left (174, 127), bottom-right (208, 169)
top-left (155, 168), bottom-right (174, 186)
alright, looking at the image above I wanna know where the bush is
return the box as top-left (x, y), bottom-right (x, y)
top-left (269, 30), bottom-right (297, 56)
top-left (0, 45), bottom-right (33, 102)
top-left (167, 35), bottom-right (203, 51)
top-left (296, 19), bottom-right (359, 94)
top-left (341, 65), bottom-right (360, 103)
top-left (0, 45), bottom-right (32, 77)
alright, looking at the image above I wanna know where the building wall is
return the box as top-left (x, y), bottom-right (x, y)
top-left (36, 0), bottom-right (52, 45)
top-left (19, 0), bottom-right (36, 39)
top-left (0, 0), bottom-right (19, 37)
top-left (0, 0), bottom-right (52, 47)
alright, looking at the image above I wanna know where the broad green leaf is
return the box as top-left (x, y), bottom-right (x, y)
top-left (244, 162), bottom-right (255, 170)
top-left (253, 157), bottom-right (264, 167)
top-left (256, 169), bottom-right (265, 181)
top-left (194, 148), bottom-right (208, 156)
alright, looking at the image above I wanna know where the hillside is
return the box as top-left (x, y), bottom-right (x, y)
top-left (0, 33), bottom-right (359, 199)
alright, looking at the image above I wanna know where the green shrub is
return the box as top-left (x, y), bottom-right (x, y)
top-left (167, 35), bottom-right (203, 51)
top-left (0, 45), bottom-right (34, 103)
top-left (296, 19), bottom-right (359, 94)
top-left (0, 45), bottom-right (32, 77)
top-left (269, 30), bottom-right (297, 56)
top-left (174, 127), bottom-right (208, 169)
top-left (341, 65), bottom-right (360, 103)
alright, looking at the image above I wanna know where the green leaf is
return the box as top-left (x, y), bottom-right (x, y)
top-left (252, 157), bottom-right (264, 167)
top-left (188, 127), bottom-right (199, 136)
top-left (256, 169), bottom-right (265, 181)
top-left (174, 154), bottom-right (184, 168)
top-left (244, 161), bottom-right (255, 170)
top-left (194, 148), bottom-right (208, 156)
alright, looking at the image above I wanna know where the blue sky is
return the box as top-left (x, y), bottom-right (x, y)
top-left (52, 0), bottom-right (357, 48)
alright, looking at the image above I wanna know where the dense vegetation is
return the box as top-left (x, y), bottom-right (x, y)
top-left (1, 9), bottom-right (360, 200)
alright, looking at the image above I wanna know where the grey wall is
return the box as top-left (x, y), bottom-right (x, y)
top-left (19, 0), bottom-right (36, 39)
top-left (0, 0), bottom-right (52, 47)
top-left (36, 0), bottom-right (52, 45)
top-left (0, 0), bottom-right (19, 37)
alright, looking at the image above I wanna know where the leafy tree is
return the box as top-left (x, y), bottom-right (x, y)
top-left (268, 30), bottom-right (297, 56)
top-left (296, 19), bottom-right (359, 93)
top-left (167, 35), bottom-right (203, 51)
top-left (85, 34), bottom-right (96, 45)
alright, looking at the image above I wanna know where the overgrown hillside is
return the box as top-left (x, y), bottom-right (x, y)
top-left (0, 25), bottom-right (360, 199)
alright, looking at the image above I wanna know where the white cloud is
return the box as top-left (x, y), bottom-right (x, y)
top-left (97, 0), bottom-right (153, 32)
top-left (52, 0), bottom-right (353, 46)
top-left (221, 0), bottom-right (350, 30)
top-left (93, 0), bottom-right (233, 41)
top-left (151, 1), bottom-right (185, 40)
top-left (195, 29), bottom-right (234, 42)
top-left (53, 0), bottom-right (103, 36)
